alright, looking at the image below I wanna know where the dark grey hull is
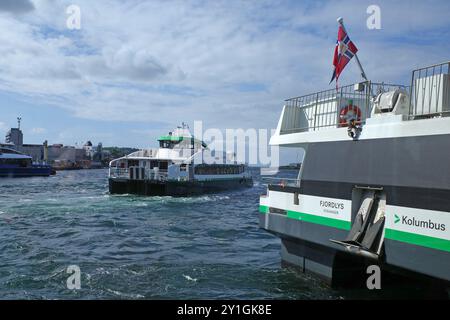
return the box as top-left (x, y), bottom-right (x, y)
top-left (261, 134), bottom-right (450, 287)
top-left (260, 212), bottom-right (450, 287)
top-left (0, 166), bottom-right (53, 177)
top-left (109, 177), bottom-right (253, 196)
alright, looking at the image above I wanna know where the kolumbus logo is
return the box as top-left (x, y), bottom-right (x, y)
top-left (394, 214), bottom-right (446, 232)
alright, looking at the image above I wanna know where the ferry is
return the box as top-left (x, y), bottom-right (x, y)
top-left (0, 147), bottom-right (53, 177)
top-left (108, 124), bottom-right (253, 196)
top-left (260, 61), bottom-right (450, 287)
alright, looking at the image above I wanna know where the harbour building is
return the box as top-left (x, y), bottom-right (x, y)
top-left (1, 119), bottom-right (103, 167)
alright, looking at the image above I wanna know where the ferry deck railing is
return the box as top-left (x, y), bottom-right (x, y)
top-left (127, 149), bottom-right (159, 158)
top-left (109, 167), bottom-right (129, 179)
top-left (282, 82), bottom-right (407, 134)
top-left (281, 62), bottom-right (450, 134)
top-left (260, 177), bottom-right (301, 188)
top-left (109, 167), bottom-right (169, 181)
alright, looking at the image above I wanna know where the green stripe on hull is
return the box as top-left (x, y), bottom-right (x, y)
top-left (260, 205), bottom-right (450, 251)
top-left (287, 210), bottom-right (351, 230)
top-left (385, 229), bottom-right (450, 253)
top-left (259, 205), bottom-right (269, 214)
top-left (258, 205), bottom-right (350, 230)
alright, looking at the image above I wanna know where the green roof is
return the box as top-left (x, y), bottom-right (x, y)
top-left (158, 135), bottom-right (184, 141)
top-left (158, 136), bottom-right (208, 148)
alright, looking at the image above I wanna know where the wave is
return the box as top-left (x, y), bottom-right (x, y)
top-left (109, 194), bottom-right (231, 205)
top-left (182, 274), bottom-right (198, 282)
top-left (105, 288), bottom-right (144, 299)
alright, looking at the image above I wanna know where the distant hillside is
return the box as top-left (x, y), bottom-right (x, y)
top-left (103, 147), bottom-right (140, 159)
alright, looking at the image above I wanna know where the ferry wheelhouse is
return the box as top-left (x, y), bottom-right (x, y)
top-left (260, 61), bottom-right (450, 286)
top-left (0, 147), bottom-right (52, 177)
top-left (108, 124), bottom-right (253, 196)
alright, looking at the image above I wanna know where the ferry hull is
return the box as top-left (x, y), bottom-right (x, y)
top-left (260, 209), bottom-right (450, 286)
top-left (109, 177), bottom-right (253, 196)
top-left (0, 166), bottom-right (53, 177)
top-left (260, 134), bottom-right (450, 287)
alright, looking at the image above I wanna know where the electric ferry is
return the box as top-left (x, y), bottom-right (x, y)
top-left (108, 124), bottom-right (253, 196)
top-left (0, 147), bottom-right (52, 177)
top-left (260, 61), bottom-right (450, 286)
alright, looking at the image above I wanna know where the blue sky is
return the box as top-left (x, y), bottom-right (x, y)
top-left (0, 0), bottom-right (449, 163)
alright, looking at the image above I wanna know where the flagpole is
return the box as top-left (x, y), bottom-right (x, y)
top-left (337, 17), bottom-right (368, 81)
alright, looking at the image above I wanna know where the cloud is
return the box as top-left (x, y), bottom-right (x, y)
top-left (0, 0), bottom-right (34, 14)
top-left (81, 46), bottom-right (170, 82)
top-left (0, 0), bottom-right (448, 137)
top-left (0, 122), bottom-right (8, 140)
top-left (0, 121), bottom-right (7, 133)
top-left (30, 127), bottom-right (46, 134)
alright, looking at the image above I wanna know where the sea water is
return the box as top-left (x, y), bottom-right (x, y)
top-left (0, 169), bottom-right (442, 299)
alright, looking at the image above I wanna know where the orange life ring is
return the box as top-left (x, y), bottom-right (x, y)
top-left (339, 104), bottom-right (362, 127)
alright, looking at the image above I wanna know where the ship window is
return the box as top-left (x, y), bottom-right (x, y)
top-left (160, 141), bottom-right (170, 148)
top-left (0, 159), bottom-right (31, 167)
top-left (0, 158), bottom-right (31, 167)
top-left (194, 164), bottom-right (244, 175)
top-left (127, 160), bottom-right (139, 167)
top-left (20, 160), bottom-right (29, 167)
top-left (159, 140), bottom-right (182, 149)
top-left (159, 161), bottom-right (168, 170)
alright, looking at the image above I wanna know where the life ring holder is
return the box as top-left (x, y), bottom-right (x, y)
top-left (339, 104), bottom-right (362, 127)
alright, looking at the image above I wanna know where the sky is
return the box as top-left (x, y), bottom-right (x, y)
top-left (0, 0), bottom-right (449, 163)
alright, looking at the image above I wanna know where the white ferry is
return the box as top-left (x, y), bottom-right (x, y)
top-left (260, 61), bottom-right (450, 286)
top-left (109, 124), bottom-right (253, 196)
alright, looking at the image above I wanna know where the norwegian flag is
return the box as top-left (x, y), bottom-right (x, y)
top-left (330, 25), bottom-right (358, 87)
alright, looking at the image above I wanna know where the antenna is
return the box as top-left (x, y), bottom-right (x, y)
top-left (17, 117), bottom-right (22, 130)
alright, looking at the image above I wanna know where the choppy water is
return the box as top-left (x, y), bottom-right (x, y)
top-left (0, 169), bottom-right (445, 299)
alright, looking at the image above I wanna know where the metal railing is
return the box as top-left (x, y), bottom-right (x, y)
top-left (127, 149), bottom-right (159, 158)
top-left (260, 177), bottom-right (301, 188)
top-left (109, 167), bottom-right (129, 179)
top-left (409, 61), bottom-right (450, 118)
top-left (281, 82), bottom-right (406, 133)
top-left (126, 148), bottom-right (197, 161)
top-left (109, 167), bottom-right (168, 180)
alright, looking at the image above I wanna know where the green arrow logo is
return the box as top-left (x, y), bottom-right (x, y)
top-left (394, 214), bottom-right (400, 224)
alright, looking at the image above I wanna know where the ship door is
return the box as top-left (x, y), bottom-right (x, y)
top-left (330, 188), bottom-right (386, 259)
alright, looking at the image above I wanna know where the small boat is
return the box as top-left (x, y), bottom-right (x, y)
top-left (108, 124), bottom-right (253, 196)
top-left (0, 147), bottom-right (53, 177)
